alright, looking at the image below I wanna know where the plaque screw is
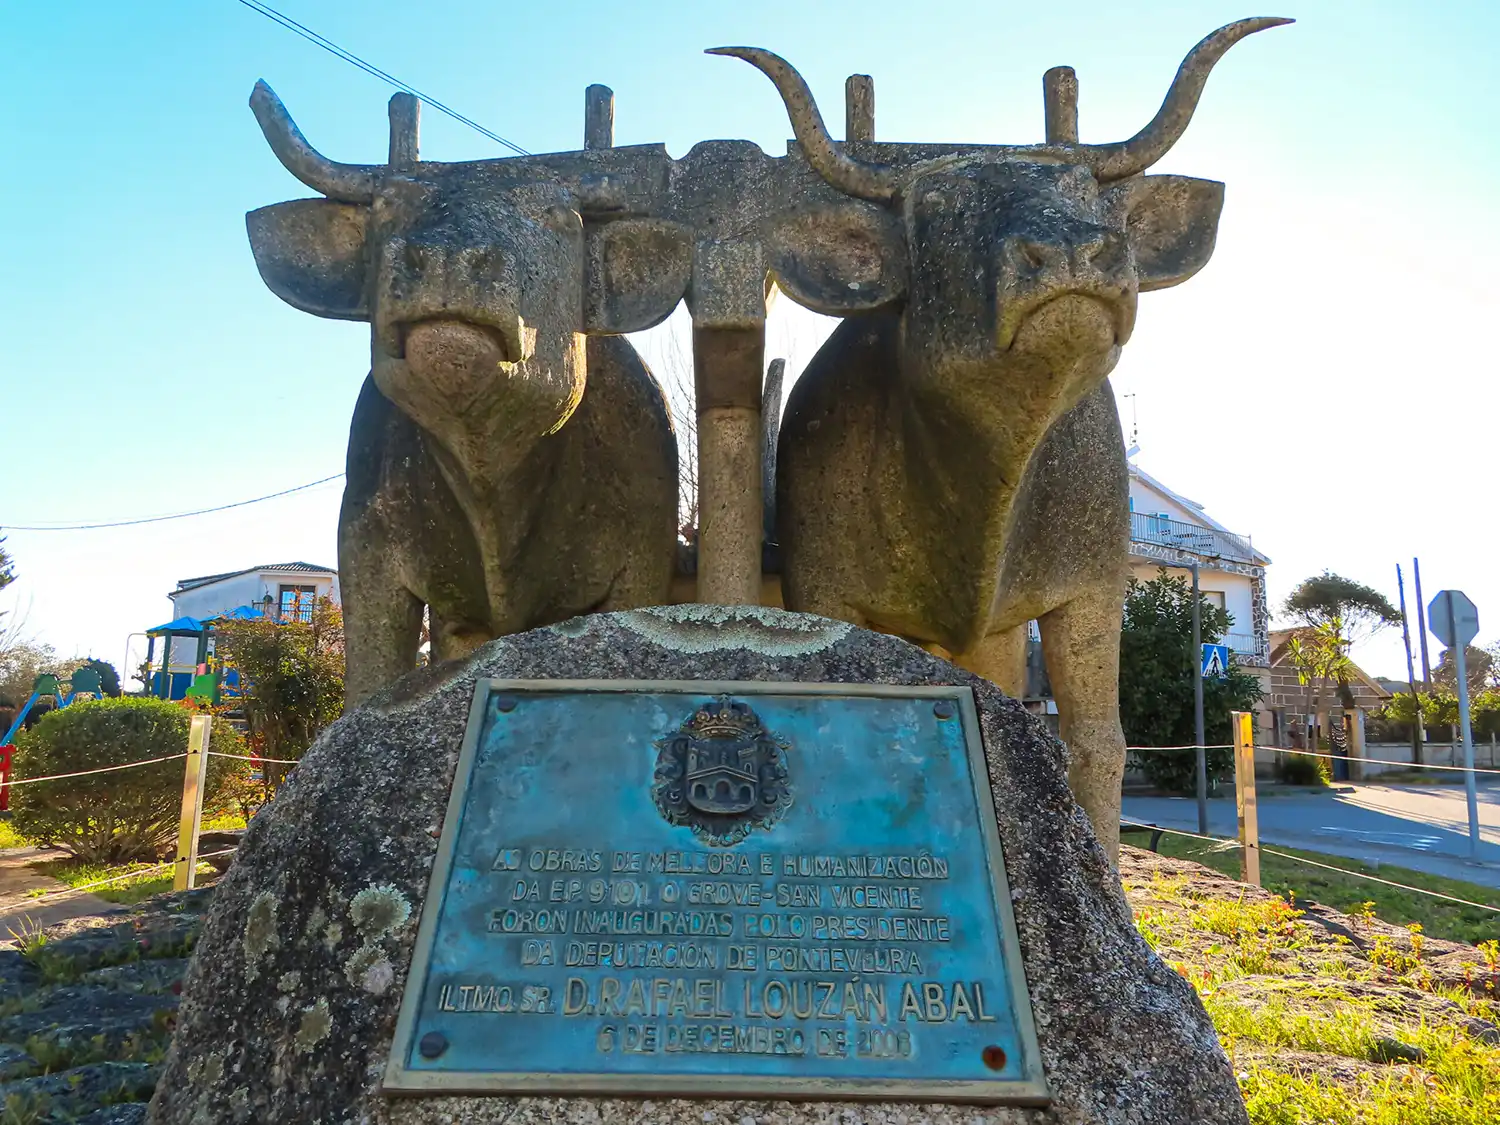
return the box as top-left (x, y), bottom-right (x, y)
top-left (933, 699), bottom-right (955, 719)
top-left (419, 1031), bottom-right (448, 1059)
top-left (981, 1045), bottom-right (1007, 1071)
top-left (496, 695), bottom-right (518, 713)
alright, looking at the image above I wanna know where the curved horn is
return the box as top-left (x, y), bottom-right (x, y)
top-left (1086, 17), bottom-right (1292, 180)
top-left (707, 47), bottom-right (899, 202)
top-left (250, 80), bottom-right (380, 203)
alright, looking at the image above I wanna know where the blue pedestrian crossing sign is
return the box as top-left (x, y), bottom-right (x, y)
top-left (1201, 643), bottom-right (1229, 679)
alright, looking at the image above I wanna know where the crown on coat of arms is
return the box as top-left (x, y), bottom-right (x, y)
top-left (683, 698), bottom-right (758, 740)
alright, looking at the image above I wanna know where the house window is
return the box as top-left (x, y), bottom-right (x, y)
top-left (1201, 590), bottom-right (1227, 611)
top-left (278, 584), bottom-right (316, 623)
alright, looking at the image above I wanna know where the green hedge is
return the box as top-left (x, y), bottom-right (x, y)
top-left (12, 697), bottom-right (248, 863)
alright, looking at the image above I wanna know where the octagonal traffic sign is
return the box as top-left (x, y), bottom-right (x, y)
top-left (1428, 589), bottom-right (1479, 649)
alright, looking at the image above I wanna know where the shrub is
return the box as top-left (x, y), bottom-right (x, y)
top-left (11, 697), bottom-right (249, 863)
top-left (1128, 746), bottom-right (1235, 796)
top-left (1276, 750), bottom-right (1331, 786)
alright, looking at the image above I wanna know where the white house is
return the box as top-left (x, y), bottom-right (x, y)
top-left (168, 561), bottom-right (340, 624)
top-left (1127, 463), bottom-right (1271, 669)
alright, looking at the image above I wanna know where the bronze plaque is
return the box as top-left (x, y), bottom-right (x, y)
top-left (384, 680), bottom-right (1046, 1103)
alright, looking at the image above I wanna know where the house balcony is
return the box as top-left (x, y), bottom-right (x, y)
top-left (1129, 512), bottom-right (1259, 566)
top-left (1223, 631), bottom-right (1260, 658)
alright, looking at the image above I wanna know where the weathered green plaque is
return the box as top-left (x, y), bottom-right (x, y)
top-left (384, 680), bottom-right (1047, 1103)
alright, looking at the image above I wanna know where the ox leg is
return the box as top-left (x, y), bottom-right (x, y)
top-left (428, 611), bottom-right (495, 665)
top-left (954, 626), bottom-right (1030, 699)
top-left (340, 551), bottom-right (423, 709)
top-left (1038, 588), bottom-right (1127, 864)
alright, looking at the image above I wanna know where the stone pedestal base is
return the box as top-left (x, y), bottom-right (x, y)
top-left (149, 607), bottom-right (1246, 1125)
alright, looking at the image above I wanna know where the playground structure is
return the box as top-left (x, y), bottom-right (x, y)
top-left (0, 667), bottom-right (109, 812)
top-left (143, 606), bottom-right (263, 703)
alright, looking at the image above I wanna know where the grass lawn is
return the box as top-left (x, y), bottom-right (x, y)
top-left (1, 810), bottom-right (247, 904)
top-left (26, 857), bottom-right (223, 904)
top-left (1142, 831), bottom-right (1500, 945)
top-left (1124, 846), bottom-right (1500, 1124)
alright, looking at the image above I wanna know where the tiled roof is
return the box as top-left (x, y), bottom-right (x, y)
top-left (173, 562), bottom-right (336, 593)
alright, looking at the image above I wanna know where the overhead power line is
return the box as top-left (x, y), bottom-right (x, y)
top-left (4, 474), bottom-right (344, 532)
top-left (233, 0), bottom-right (531, 156)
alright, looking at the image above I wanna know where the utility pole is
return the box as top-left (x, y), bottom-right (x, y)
top-left (1396, 564), bottom-right (1424, 765)
top-left (1414, 557), bottom-right (1433, 688)
top-left (1192, 562), bottom-right (1208, 835)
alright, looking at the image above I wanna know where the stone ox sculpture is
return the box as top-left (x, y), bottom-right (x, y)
top-left (723, 16), bottom-right (1287, 859)
top-left (242, 17), bottom-right (1285, 860)
top-left (245, 90), bottom-right (679, 706)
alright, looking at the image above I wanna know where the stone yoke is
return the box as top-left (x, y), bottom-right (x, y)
top-left (148, 607), bottom-right (1246, 1124)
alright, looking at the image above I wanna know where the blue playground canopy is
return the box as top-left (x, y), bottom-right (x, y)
top-left (145, 605), bottom-right (268, 699)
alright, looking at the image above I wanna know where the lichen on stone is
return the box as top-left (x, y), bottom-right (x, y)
top-left (242, 891), bottom-right (280, 983)
top-left (295, 997), bottom-right (331, 1053)
top-left (323, 921), bottom-right (344, 951)
top-left (619, 605), bottom-right (852, 656)
top-left (358, 956), bottom-right (395, 995)
top-left (186, 1049), bottom-right (224, 1087)
top-left (228, 1086), bottom-right (251, 1122)
top-left (547, 615), bottom-right (591, 637)
top-left (349, 884), bottom-right (412, 937)
top-left (277, 970), bottom-right (301, 992)
top-left (344, 942), bottom-right (386, 989)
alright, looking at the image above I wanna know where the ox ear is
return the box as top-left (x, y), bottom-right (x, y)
top-left (1109, 175), bottom-right (1225, 293)
top-left (584, 219), bottom-right (693, 333)
top-left (246, 199), bottom-right (371, 320)
top-left (765, 203), bottom-right (906, 314)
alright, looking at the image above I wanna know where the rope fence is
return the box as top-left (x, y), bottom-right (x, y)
top-left (1121, 818), bottom-right (1500, 915)
top-left (0, 755), bottom-right (187, 787)
top-left (0, 751), bottom-right (302, 793)
top-left (18, 849), bottom-right (240, 901)
top-left (1127, 741), bottom-right (1500, 776)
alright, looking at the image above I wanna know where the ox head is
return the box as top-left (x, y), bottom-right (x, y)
top-left (245, 90), bottom-right (595, 461)
top-left (713, 18), bottom-right (1288, 442)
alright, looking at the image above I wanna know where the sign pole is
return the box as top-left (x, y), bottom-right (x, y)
top-left (1449, 600), bottom-right (1482, 862)
top-left (1192, 563), bottom-right (1208, 836)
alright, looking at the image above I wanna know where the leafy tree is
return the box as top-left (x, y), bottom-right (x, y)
top-left (75, 657), bottom-right (122, 697)
top-left (12, 697), bottom-right (248, 863)
top-left (1120, 571), bottom-right (1263, 793)
top-left (1284, 621), bottom-right (1357, 749)
top-left (0, 637), bottom-right (57, 708)
top-left (213, 597), bottom-right (344, 788)
top-left (0, 537), bottom-right (13, 596)
top-left (1433, 645), bottom-right (1494, 697)
top-left (1283, 571), bottom-right (1400, 645)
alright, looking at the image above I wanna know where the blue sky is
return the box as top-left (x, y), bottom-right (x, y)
top-left (2, 0), bottom-right (1497, 683)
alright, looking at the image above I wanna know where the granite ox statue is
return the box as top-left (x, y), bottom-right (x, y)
top-left (722, 18), bottom-right (1288, 859)
top-left (245, 88), bottom-right (678, 705)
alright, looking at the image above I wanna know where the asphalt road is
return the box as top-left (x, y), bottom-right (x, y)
top-left (1123, 777), bottom-right (1500, 890)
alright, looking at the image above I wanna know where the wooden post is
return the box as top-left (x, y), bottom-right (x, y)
top-left (1232, 710), bottom-right (1260, 886)
top-left (173, 714), bottom-right (212, 892)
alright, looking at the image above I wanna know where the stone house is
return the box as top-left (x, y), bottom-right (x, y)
top-left (1264, 627), bottom-right (1392, 748)
top-left (1022, 462), bottom-right (1272, 714)
top-left (168, 561), bottom-right (340, 624)
top-left (1126, 464), bottom-right (1271, 670)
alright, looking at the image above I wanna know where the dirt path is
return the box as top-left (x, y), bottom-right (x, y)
top-left (0, 845), bottom-right (123, 937)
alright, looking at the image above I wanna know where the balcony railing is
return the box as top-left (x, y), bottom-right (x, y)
top-left (1129, 512), bottom-right (1258, 565)
top-left (1223, 631), bottom-right (1260, 657)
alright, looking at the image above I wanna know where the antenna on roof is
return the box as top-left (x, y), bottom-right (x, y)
top-left (1123, 393), bottom-right (1140, 459)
